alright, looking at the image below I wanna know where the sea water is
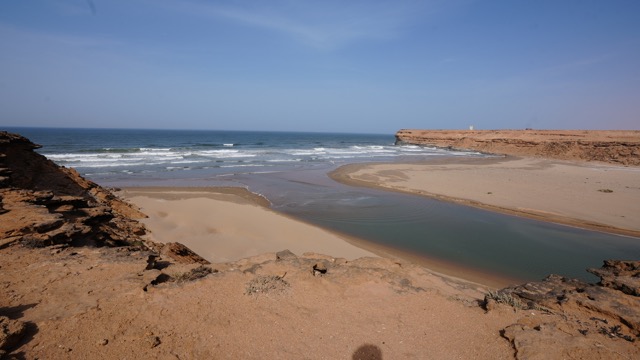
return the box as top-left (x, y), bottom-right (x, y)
top-left (18, 128), bottom-right (473, 181)
top-left (10, 127), bottom-right (640, 283)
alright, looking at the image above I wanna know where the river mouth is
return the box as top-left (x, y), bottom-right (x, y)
top-left (17, 127), bottom-right (639, 286)
top-left (99, 157), bottom-right (639, 286)
top-left (175, 161), bottom-right (636, 286)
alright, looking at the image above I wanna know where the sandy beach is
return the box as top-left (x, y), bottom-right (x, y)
top-left (120, 186), bottom-right (525, 287)
top-left (119, 156), bottom-right (640, 286)
top-left (331, 156), bottom-right (640, 238)
top-left (121, 187), bottom-right (378, 263)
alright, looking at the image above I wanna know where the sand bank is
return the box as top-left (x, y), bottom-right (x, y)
top-left (120, 187), bottom-right (378, 263)
top-left (330, 157), bottom-right (640, 238)
top-left (120, 187), bottom-right (523, 288)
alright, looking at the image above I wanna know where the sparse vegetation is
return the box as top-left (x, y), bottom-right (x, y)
top-left (485, 290), bottom-right (551, 312)
top-left (20, 236), bottom-right (49, 248)
top-left (173, 266), bottom-right (215, 283)
top-left (245, 274), bottom-right (289, 295)
top-left (486, 290), bottom-right (525, 309)
top-left (598, 189), bottom-right (613, 193)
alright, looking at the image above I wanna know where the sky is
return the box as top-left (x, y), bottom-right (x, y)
top-left (0, 0), bottom-right (639, 133)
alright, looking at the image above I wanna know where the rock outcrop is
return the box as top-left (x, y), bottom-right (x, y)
top-left (0, 131), bottom-right (147, 248)
top-left (486, 260), bottom-right (640, 359)
top-left (0, 316), bottom-right (27, 357)
top-left (395, 129), bottom-right (640, 166)
top-left (0, 131), bottom-right (213, 356)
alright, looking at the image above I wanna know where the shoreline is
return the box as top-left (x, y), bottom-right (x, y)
top-left (117, 153), bottom-right (640, 287)
top-left (120, 187), bottom-right (375, 263)
top-left (119, 186), bottom-right (520, 288)
top-left (5, 130), bottom-right (640, 358)
top-left (329, 156), bottom-right (640, 239)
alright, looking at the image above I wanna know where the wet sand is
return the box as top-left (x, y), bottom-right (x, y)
top-left (330, 156), bottom-right (640, 238)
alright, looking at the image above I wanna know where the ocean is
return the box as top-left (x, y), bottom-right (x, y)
top-left (16, 127), bottom-right (475, 183)
top-left (9, 127), bottom-right (640, 283)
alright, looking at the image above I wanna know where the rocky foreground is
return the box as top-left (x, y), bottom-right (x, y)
top-left (1, 131), bottom-right (639, 359)
top-left (395, 129), bottom-right (640, 166)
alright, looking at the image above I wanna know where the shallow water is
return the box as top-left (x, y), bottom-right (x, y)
top-left (232, 168), bottom-right (640, 283)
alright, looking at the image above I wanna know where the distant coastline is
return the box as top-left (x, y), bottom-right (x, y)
top-left (395, 129), bottom-right (640, 166)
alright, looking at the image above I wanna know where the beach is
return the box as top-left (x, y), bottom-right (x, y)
top-left (119, 155), bottom-right (640, 288)
top-left (331, 156), bottom-right (640, 238)
top-left (117, 155), bottom-right (640, 288)
top-left (120, 187), bottom-right (378, 263)
top-left (120, 186), bottom-right (530, 288)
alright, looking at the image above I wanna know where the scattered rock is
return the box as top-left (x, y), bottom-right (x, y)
top-left (160, 242), bottom-right (210, 265)
top-left (276, 249), bottom-right (297, 261)
top-left (312, 262), bottom-right (328, 277)
top-left (145, 254), bottom-right (158, 270)
top-left (587, 259), bottom-right (640, 296)
top-left (0, 316), bottom-right (27, 352)
top-left (146, 335), bottom-right (161, 348)
top-left (174, 265), bottom-right (216, 283)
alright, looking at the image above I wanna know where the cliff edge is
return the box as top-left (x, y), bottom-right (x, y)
top-left (395, 129), bottom-right (640, 166)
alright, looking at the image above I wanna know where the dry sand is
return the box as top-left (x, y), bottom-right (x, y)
top-left (1, 245), bottom-right (523, 359)
top-left (121, 187), bottom-right (377, 263)
top-left (330, 156), bottom-right (640, 238)
top-left (121, 187), bottom-right (521, 288)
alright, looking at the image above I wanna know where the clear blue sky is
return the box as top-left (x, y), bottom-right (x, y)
top-left (1, 0), bottom-right (638, 133)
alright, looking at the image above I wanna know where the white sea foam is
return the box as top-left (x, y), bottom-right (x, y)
top-left (43, 140), bottom-right (485, 172)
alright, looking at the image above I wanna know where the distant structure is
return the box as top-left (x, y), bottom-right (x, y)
top-left (469, 125), bottom-right (474, 130)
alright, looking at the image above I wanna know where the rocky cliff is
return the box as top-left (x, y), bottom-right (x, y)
top-left (484, 260), bottom-right (640, 358)
top-left (0, 131), bottom-right (149, 249)
top-left (1, 130), bottom-right (639, 358)
top-left (395, 129), bottom-right (640, 166)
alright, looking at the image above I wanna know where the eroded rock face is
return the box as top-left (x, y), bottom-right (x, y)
top-left (486, 260), bottom-right (640, 359)
top-left (0, 131), bottom-right (148, 248)
top-left (395, 129), bottom-right (640, 166)
top-left (159, 242), bottom-right (210, 265)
